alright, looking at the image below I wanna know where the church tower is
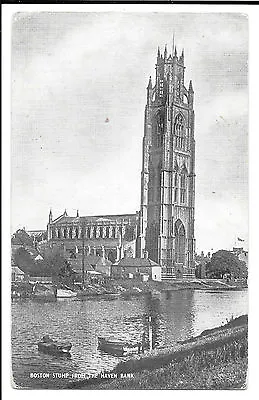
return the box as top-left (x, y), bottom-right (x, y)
top-left (139, 44), bottom-right (195, 278)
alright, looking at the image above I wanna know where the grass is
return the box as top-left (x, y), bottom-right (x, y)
top-left (68, 314), bottom-right (248, 390)
top-left (90, 358), bottom-right (247, 390)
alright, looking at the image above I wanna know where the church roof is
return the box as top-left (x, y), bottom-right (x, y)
top-left (52, 213), bottom-right (138, 225)
top-left (116, 258), bottom-right (160, 268)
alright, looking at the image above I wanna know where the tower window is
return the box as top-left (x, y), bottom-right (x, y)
top-left (152, 112), bottom-right (164, 148)
top-left (180, 173), bottom-right (187, 204)
top-left (87, 227), bottom-right (91, 238)
top-left (175, 219), bottom-right (186, 264)
top-left (159, 79), bottom-right (164, 97)
top-left (112, 226), bottom-right (116, 238)
top-left (174, 189), bottom-right (178, 203)
top-left (174, 114), bottom-right (186, 150)
top-left (174, 172), bottom-right (179, 203)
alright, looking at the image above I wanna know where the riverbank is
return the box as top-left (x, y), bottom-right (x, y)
top-left (68, 314), bottom-right (248, 390)
top-left (11, 277), bottom-right (247, 300)
top-left (115, 277), bottom-right (247, 295)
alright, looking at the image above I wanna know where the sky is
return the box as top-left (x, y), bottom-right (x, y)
top-left (11, 12), bottom-right (248, 253)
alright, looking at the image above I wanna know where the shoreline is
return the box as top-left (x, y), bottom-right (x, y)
top-left (67, 314), bottom-right (248, 390)
top-left (12, 277), bottom-right (247, 300)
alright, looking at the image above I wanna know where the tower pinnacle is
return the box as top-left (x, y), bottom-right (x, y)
top-left (157, 46), bottom-right (161, 61)
top-left (164, 44), bottom-right (167, 60)
top-left (49, 208), bottom-right (52, 223)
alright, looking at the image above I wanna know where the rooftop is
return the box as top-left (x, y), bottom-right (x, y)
top-left (52, 212), bottom-right (138, 225)
top-left (116, 257), bottom-right (159, 268)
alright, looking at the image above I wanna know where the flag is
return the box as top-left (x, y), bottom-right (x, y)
top-left (237, 237), bottom-right (244, 242)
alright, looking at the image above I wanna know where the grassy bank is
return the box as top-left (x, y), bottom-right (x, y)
top-left (68, 315), bottom-right (248, 390)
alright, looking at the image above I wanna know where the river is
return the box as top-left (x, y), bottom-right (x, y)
top-left (11, 288), bottom-right (248, 389)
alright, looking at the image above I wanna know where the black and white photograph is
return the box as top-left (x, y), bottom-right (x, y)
top-left (5, 5), bottom-right (250, 391)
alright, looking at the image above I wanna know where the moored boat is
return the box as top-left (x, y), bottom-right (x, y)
top-left (98, 336), bottom-right (142, 356)
top-left (38, 335), bottom-right (72, 356)
top-left (32, 283), bottom-right (56, 301)
top-left (56, 288), bottom-right (77, 298)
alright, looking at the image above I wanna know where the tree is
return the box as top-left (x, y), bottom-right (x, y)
top-left (205, 250), bottom-right (247, 279)
top-left (13, 247), bottom-right (35, 274)
top-left (14, 245), bottom-right (75, 284)
top-left (11, 229), bottom-right (34, 247)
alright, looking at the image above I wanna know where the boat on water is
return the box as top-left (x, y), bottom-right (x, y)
top-left (11, 290), bottom-right (22, 299)
top-left (98, 336), bottom-right (142, 356)
top-left (56, 288), bottom-right (77, 298)
top-left (38, 335), bottom-right (72, 357)
top-left (31, 283), bottom-right (56, 301)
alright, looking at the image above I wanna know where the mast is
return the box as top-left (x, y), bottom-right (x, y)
top-left (82, 219), bottom-right (85, 286)
top-left (148, 316), bottom-right (153, 350)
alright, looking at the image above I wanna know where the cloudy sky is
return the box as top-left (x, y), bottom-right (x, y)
top-left (11, 12), bottom-right (248, 253)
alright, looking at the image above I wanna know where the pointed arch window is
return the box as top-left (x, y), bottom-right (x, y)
top-left (152, 112), bottom-right (164, 148)
top-left (180, 166), bottom-right (188, 204)
top-left (174, 172), bottom-right (178, 203)
top-left (175, 219), bottom-right (186, 264)
top-left (174, 114), bottom-right (186, 150)
top-left (112, 226), bottom-right (116, 238)
top-left (180, 174), bottom-right (186, 204)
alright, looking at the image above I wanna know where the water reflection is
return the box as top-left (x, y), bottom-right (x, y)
top-left (11, 289), bottom-right (248, 389)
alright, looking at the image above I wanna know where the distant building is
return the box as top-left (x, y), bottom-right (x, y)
top-left (47, 209), bottom-right (139, 265)
top-left (111, 257), bottom-right (162, 281)
top-left (194, 251), bottom-right (211, 278)
top-left (27, 230), bottom-right (47, 245)
top-left (70, 254), bottom-right (112, 279)
top-left (11, 265), bottom-right (26, 282)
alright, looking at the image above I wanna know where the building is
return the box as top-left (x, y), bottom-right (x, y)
top-left (194, 251), bottom-right (211, 279)
top-left (41, 41), bottom-right (196, 280)
top-left (70, 254), bottom-right (112, 280)
top-left (11, 265), bottom-right (26, 282)
top-left (138, 45), bottom-right (196, 278)
top-left (111, 257), bottom-right (162, 281)
top-left (47, 209), bottom-right (139, 264)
